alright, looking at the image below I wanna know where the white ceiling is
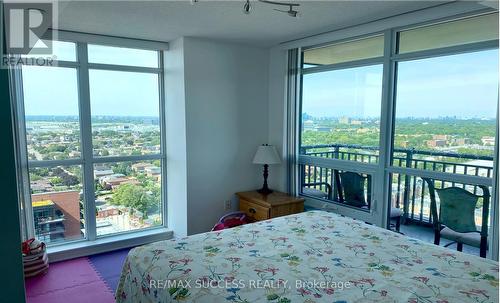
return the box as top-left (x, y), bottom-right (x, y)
top-left (55, 0), bottom-right (452, 47)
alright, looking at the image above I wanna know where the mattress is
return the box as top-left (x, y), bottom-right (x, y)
top-left (116, 210), bottom-right (498, 302)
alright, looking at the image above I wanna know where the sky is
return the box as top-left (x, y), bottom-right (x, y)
top-left (302, 49), bottom-right (499, 119)
top-left (22, 42), bottom-right (160, 117)
top-left (22, 47), bottom-right (498, 119)
top-left (22, 65), bottom-right (160, 117)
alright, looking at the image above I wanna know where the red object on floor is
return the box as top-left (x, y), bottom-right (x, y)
top-left (212, 211), bottom-right (251, 231)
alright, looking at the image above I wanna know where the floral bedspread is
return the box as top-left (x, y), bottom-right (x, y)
top-left (116, 210), bottom-right (499, 303)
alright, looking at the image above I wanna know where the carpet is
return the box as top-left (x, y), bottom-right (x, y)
top-left (89, 248), bottom-right (131, 292)
top-left (25, 248), bottom-right (131, 303)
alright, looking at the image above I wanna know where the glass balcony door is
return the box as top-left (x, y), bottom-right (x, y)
top-left (295, 12), bottom-right (499, 258)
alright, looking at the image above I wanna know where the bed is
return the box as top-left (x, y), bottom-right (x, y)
top-left (116, 211), bottom-right (499, 302)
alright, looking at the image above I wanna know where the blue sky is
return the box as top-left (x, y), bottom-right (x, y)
top-left (302, 49), bottom-right (499, 119)
top-left (22, 49), bottom-right (498, 119)
top-left (22, 65), bottom-right (160, 117)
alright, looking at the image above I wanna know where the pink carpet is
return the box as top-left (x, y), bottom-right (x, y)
top-left (25, 258), bottom-right (115, 303)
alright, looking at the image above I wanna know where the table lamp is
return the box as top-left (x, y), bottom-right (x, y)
top-left (253, 144), bottom-right (281, 194)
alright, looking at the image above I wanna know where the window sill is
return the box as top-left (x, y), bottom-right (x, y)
top-left (47, 227), bottom-right (173, 262)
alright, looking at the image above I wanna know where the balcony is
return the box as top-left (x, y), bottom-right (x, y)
top-left (300, 143), bottom-right (494, 256)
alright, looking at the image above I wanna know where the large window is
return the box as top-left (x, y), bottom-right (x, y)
top-left (17, 38), bottom-right (165, 246)
top-left (295, 12), bottom-right (498, 257)
top-left (300, 65), bottom-right (383, 163)
top-left (393, 50), bottom-right (498, 174)
top-left (299, 35), bottom-right (384, 213)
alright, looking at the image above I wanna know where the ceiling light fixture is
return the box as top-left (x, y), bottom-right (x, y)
top-left (243, 0), bottom-right (252, 14)
top-left (258, 0), bottom-right (300, 17)
top-left (191, 0), bottom-right (300, 18)
top-left (241, 0), bottom-right (301, 17)
top-left (273, 5), bottom-right (299, 17)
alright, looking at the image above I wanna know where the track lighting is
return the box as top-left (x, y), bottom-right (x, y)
top-left (191, 0), bottom-right (300, 17)
top-left (243, 0), bottom-right (252, 14)
top-left (273, 4), bottom-right (299, 17)
top-left (242, 0), bottom-right (301, 17)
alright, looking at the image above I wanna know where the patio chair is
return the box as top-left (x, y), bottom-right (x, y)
top-left (302, 182), bottom-right (332, 200)
top-left (423, 178), bottom-right (490, 258)
top-left (336, 171), bottom-right (371, 208)
top-left (335, 171), bottom-right (403, 231)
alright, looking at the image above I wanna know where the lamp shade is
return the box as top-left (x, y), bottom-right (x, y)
top-left (253, 145), bottom-right (281, 165)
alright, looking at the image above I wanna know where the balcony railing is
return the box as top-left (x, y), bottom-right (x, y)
top-left (300, 144), bottom-right (494, 225)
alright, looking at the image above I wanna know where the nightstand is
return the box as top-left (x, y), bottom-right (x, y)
top-left (236, 191), bottom-right (305, 221)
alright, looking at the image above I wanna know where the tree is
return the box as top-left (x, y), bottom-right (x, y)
top-left (111, 184), bottom-right (155, 218)
top-left (61, 174), bottom-right (79, 186)
top-left (113, 163), bottom-right (132, 176)
top-left (50, 177), bottom-right (63, 185)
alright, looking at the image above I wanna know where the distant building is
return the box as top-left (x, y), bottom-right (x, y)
top-left (481, 136), bottom-right (495, 146)
top-left (400, 141), bottom-right (410, 149)
top-left (96, 204), bottom-right (121, 218)
top-left (303, 120), bottom-right (314, 131)
top-left (100, 174), bottom-right (140, 189)
top-left (350, 120), bottom-right (362, 125)
top-left (31, 191), bottom-right (82, 243)
top-left (145, 166), bottom-right (161, 181)
top-left (314, 126), bottom-right (331, 132)
top-left (452, 138), bottom-right (470, 145)
top-left (31, 179), bottom-right (53, 192)
top-left (339, 117), bottom-right (350, 124)
top-left (69, 151), bottom-right (81, 158)
top-left (132, 162), bottom-right (152, 172)
top-left (433, 135), bottom-right (449, 140)
top-left (94, 167), bottom-right (114, 179)
top-left (427, 139), bottom-right (447, 148)
top-left (356, 128), bottom-right (370, 134)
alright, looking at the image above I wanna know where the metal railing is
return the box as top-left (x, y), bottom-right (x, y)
top-left (300, 144), bottom-right (494, 225)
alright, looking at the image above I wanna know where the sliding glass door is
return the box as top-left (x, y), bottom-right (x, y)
top-left (295, 12), bottom-right (499, 257)
top-left (299, 35), bottom-right (386, 225)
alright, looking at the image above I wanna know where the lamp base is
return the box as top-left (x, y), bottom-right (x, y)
top-left (258, 164), bottom-right (273, 195)
top-left (257, 187), bottom-right (273, 195)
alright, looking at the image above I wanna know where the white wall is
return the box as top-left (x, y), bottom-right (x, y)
top-left (165, 38), bottom-right (189, 236)
top-left (166, 37), bottom-right (270, 236)
top-left (267, 47), bottom-right (288, 192)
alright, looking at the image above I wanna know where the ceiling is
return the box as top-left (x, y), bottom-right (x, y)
top-left (55, 0), bottom-right (454, 47)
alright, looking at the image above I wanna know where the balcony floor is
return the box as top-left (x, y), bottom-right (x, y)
top-left (398, 222), bottom-right (481, 257)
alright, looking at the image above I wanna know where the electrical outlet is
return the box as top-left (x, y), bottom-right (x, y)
top-left (224, 200), bottom-right (232, 210)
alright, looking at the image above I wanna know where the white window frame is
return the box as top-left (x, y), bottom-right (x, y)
top-left (11, 30), bottom-right (172, 258)
top-left (291, 10), bottom-right (499, 259)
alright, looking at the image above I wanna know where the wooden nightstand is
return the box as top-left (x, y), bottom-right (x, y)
top-left (236, 191), bottom-right (305, 221)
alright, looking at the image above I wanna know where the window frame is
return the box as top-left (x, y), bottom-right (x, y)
top-left (292, 10), bottom-right (499, 258)
top-left (12, 32), bottom-right (169, 247)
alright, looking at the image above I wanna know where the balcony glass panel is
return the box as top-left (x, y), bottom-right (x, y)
top-left (89, 69), bottom-right (161, 157)
top-left (300, 164), bottom-right (372, 211)
top-left (29, 165), bottom-right (85, 245)
top-left (300, 64), bottom-right (383, 163)
top-left (397, 13), bottom-right (499, 54)
top-left (393, 49), bottom-right (498, 173)
top-left (303, 35), bottom-right (384, 67)
top-left (94, 160), bottom-right (163, 237)
top-left (22, 65), bottom-right (81, 161)
top-left (389, 172), bottom-right (491, 257)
